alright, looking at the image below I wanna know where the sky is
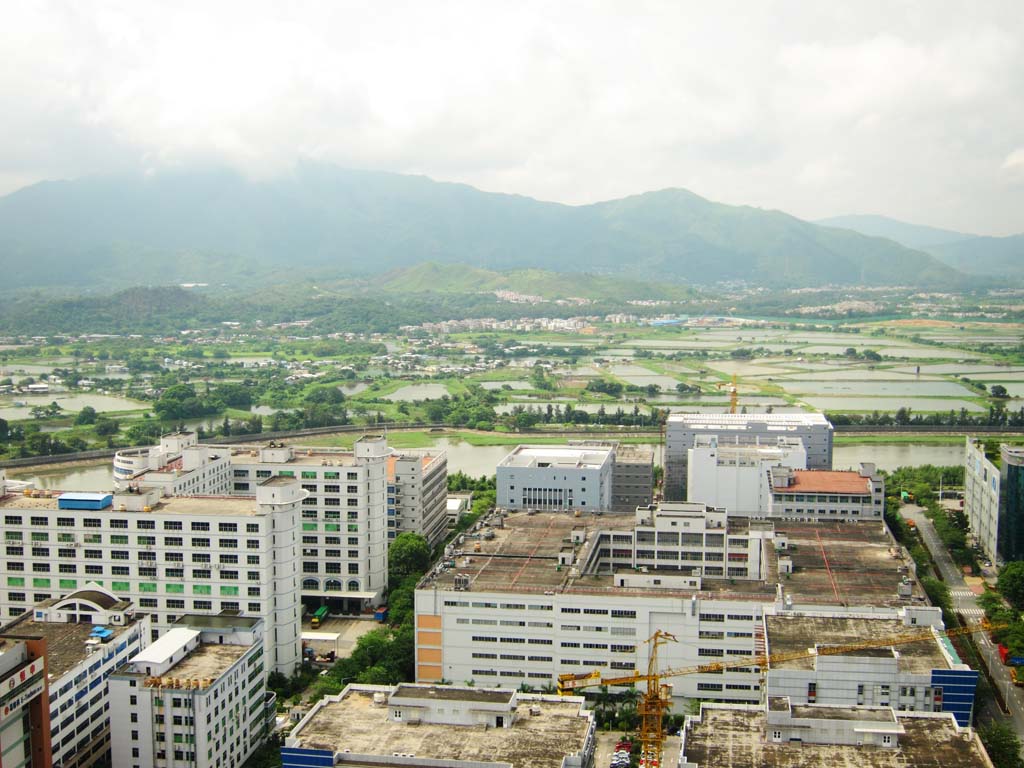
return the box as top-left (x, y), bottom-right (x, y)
top-left (2, 1), bottom-right (1023, 235)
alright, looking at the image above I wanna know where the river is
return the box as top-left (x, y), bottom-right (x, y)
top-left (6, 438), bottom-right (967, 492)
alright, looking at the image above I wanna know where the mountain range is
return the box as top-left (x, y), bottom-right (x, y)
top-left (0, 164), bottom-right (984, 291)
top-left (818, 214), bottom-right (1023, 277)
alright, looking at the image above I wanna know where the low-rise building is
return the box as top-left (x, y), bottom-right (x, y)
top-left (764, 611), bottom-right (978, 725)
top-left (768, 464), bottom-right (884, 522)
top-left (679, 700), bottom-right (992, 767)
top-left (282, 683), bottom-right (595, 768)
top-left (0, 586), bottom-right (151, 768)
top-left (109, 615), bottom-right (273, 768)
top-left (687, 436), bottom-right (807, 515)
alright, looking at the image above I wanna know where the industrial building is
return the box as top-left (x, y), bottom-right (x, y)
top-left (679, 700), bottom-right (991, 768)
top-left (764, 613), bottom-right (977, 725)
top-left (0, 587), bottom-right (151, 768)
top-left (665, 412), bottom-right (834, 500)
top-left (109, 615), bottom-right (274, 768)
top-left (496, 444), bottom-right (615, 512)
top-left (413, 506), bottom-right (962, 714)
top-left (964, 437), bottom-right (1024, 566)
top-left (686, 436), bottom-right (807, 514)
top-left (0, 475), bottom-right (304, 675)
top-left (282, 683), bottom-right (595, 768)
top-left (686, 433), bottom-right (882, 521)
top-left (116, 435), bottom-right (448, 606)
top-left (767, 464), bottom-right (885, 521)
top-left (496, 442), bottom-right (654, 514)
top-left (0, 634), bottom-right (50, 768)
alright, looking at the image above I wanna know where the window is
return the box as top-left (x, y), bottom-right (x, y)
top-left (110, 519), bottom-right (128, 529)
top-left (191, 522), bottom-right (210, 532)
top-left (164, 521), bottom-right (183, 531)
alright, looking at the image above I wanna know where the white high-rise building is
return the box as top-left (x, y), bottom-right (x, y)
top-left (687, 436), bottom-right (807, 514)
top-left (115, 435), bottom-right (448, 609)
top-left (0, 476), bottom-right (303, 675)
top-left (109, 615), bottom-right (273, 768)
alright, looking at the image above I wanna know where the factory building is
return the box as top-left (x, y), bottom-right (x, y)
top-left (665, 412), bottom-right (834, 500)
top-left (496, 444), bottom-right (615, 512)
top-left (413, 506), bottom-right (965, 716)
top-left (0, 635), bottom-right (50, 768)
top-left (0, 476), bottom-right (303, 675)
top-left (109, 615), bottom-right (274, 768)
top-left (283, 683), bottom-right (595, 768)
top-left (0, 586), bottom-right (151, 768)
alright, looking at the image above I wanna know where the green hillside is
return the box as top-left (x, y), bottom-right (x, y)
top-left (0, 164), bottom-right (961, 290)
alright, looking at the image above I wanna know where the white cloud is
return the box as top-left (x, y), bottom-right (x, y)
top-left (1003, 148), bottom-right (1024, 177)
top-left (0, 0), bottom-right (1022, 234)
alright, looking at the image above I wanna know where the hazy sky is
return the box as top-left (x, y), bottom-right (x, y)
top-left (3, 1), bottom-right (1023, 234)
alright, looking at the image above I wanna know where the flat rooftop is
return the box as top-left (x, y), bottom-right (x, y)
top-left (766, 616), bottom-right (949, 674)
top-left (499, 444), bottom-right (613, 469)
top-left (422, 514), bottom-right (919, 607)
top-left (669, 413), bottom-right (832, 427)
top-left (0, 492), bottom-right (265, 516)
top-left (230, 449), bottom-right (359, 467)
top-left (291, 688), bottom-right (590, 768)
top-left (0, 615), bottom-right (140, 679)
top-left (142, 642), bottom-right (249, 687)
top-left (781, 470), bottom-right (871, 495)
top-left (681, 708), bottom-right (988, 767)
top-left (391, 684), bottom-right (514, 704)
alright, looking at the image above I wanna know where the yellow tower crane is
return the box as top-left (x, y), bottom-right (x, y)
top-left (715, 373), bottom-right (739, 413)
top-left (558, 620), bottom-right (1001, 768)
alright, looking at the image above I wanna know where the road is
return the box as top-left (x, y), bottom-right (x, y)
top-left (901, 504), bottom-right (1024, 741)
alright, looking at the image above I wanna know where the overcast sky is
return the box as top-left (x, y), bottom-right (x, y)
top-left (3, 1), bottom-right (1022, 235)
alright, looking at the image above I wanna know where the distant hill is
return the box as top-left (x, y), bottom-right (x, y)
top-left (370, 263), bottom-right (694, 301)
top-left (926, 234), bottom-right (1024, 277)
top-left (816, 214), bottom-right (974, 249)
top-left (0, 164), bottom-right (960, 290)
top-left (818, 214), bottom-right (1023, 277)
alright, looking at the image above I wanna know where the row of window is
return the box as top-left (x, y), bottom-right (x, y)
top-left (3, 516), bottom-right (261, 533)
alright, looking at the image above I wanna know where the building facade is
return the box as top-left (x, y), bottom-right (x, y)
top-left (1, 586), bottom-right (151, 768)
top-left (686, 436), bottom-right (807, 515)
top-left (665, 413), bottom-right (834, 501)
top-left (767, 465), bottom-right (884, 522)
top-left (0, 636), bottom-right (50, 768)
top-left (964, 437), bottom-right (1024, 565)
top-left (496, 445), bottom-right (615, 512)
top-left (109, 616), bottom-right (273, 768)
top-left (0, 477), bottom-right (302, 675)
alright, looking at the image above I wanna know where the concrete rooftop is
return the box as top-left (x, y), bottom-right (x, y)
top-left (145, 642), bottom-right (249, 686)
top-left (291, 688), bottom-right (590, 768)
top-left (682, 708), bottom-right (989, 768)
top-left (0, 614), bottom-right (141, 679)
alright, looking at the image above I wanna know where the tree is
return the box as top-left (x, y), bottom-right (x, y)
top-left (979, 722), bottom-right (1024, 768)
top-left (992, 384), bottom-right (1010, 399)
top-left (74, 406), bottom-right (98, 425)
top-left (998, 562), bottom-right (1024, 611)
top-left (388, 532), bottom-right (431, 586)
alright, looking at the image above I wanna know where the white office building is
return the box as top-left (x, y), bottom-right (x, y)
top-left (496, 444), bottom-right (614, 512)
top-left (0, 586), bottom-right (151, 768)
top-left (109, 615), bottom-right (273, 768)
top-left (687, 436), bottom-right (807, 515)
top-left (666, 413), bottom-right (834, 500)
top-left (0, 476), bottom-right (303, 675)
top-left (117, 435), bottom-right (447, 608)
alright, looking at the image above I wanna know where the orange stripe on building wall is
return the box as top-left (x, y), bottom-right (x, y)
top-left (417, 630), bottom-right (442, 647)
top-left (417, 614), bottom-right (442, 629)
top-left (418, 664), bottom-right (442, 681)
top-left (417, 648), bottom-right (442, 664)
